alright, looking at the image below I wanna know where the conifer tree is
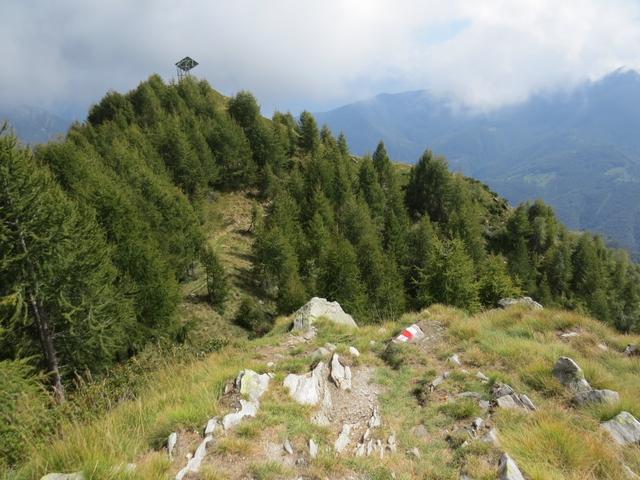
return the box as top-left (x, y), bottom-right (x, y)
top-left (202, 247), bottom-right (229, 312)
top-left (297, 111), bottom-right (320, 154)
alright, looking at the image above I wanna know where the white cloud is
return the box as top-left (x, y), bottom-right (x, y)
top-left (1, 0), bottom-right (640, 116)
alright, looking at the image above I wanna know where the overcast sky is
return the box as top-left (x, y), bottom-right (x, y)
top-left (2, 0), bottom-right (640, 119)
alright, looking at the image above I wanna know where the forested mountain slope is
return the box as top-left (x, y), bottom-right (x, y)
top-left (315, 69), bottom-right (640, 258)
top-left (1, 75), bottom-right (640, 476)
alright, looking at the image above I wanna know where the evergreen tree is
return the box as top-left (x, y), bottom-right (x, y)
top-left (202, 247), bottom-right (229, 312)
top-left (297, 111), bottom-right (320, 154)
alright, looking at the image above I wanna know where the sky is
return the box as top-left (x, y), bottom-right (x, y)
top-left (2, 0), bottom-right (640, 119)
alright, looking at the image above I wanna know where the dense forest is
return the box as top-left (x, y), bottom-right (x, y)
top-left (1, 74), bottom-right (640, 467)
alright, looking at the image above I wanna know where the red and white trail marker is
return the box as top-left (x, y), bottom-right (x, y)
top-left (393, 324), bottom-right (424, 343)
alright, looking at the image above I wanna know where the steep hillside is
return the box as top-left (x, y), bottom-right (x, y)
top-left (315, 69), bottom-right (640, 258)
top-left (10, 303), bottom-right (640, 479)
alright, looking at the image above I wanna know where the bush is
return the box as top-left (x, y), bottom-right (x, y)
top-left (234, 296), bottom-right (274, 336)
top-left (0, 360), bottom-right (55, 468)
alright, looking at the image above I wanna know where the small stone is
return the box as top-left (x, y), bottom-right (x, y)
top-left (479, 400), bottom-right (491, 411)
top-left (495, 395), bottom-right (519, 410)
top-left (312, 347), bottom-right (330, 358)
top-left (283, 438), bottom-right (294, 455)
top-left (266, 361), bottom-right (275, 368)
top-left (483, 428), bottom-right (500, 447)
top-left (472, 417), bottom-right (484, 431)
top-left (406, 447), bottom-right (421, 459)
top-left (330, 353), bottom-right (352, 391)
top-left (412, 424), bottom-right (428, 438)
top-left (476, 371), bottom-right (489, 382)
top-left (601, 411), bottom-right (640, 446)
top-left (448, 354), bottom-right (462, 366)
top-left (430, 372), bottom-right (449, 391)
top-left (519, 394), bottom-right (536, 411)
top-left (498, 453), bottom-right (525, 480)
top-left (368, 406), bottom-right (382, 428)
top-left (167, 432), bottom-right (178, 460)
top-left (458, 391), bottom-right (481, 399)
top-left (573, 389), bottom-right (619, 406)
top-left (284, 362), bottom-right (329, 406)
top-left (498, 296), bottom-right (543, 310)
top-left (393, 323), bottom-right (425, 343)
top-left (491, 383), bottom-right (515, 398)
top-left (334, 424), bottom-right (353, 453)
top-left (369, 340), bottom-right (376, 347)
top-left (387, 432), bottom-right (397, 452)
top-left (349, 346), bottom-right (360, 357)
top-left (597, 343), bottom-right (608, 351)
top-left (236, 369), bottom-right (271, 402)
top-left (309, 438), bottom-right (318, 459)
top-left (560, 331), bottom-right (580, 338)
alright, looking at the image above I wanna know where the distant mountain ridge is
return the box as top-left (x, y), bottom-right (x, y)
top-left (316, 69), bottom-right (640, 258)
top-left (0, 105), bottom-right (71, 144)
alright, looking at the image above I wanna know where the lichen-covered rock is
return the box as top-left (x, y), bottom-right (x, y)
top-left (573, 389), bottom-right (619, 406)
top-left (498, 453), bottom-right (525, 480)
top-left (222, 399), bottom-right (258, 430)
top-left (552, 357), bottom-right (592, 393)
top-left (601, 411), bottom-right (640, 446)
top-left (498, 296), bottom-right (543, 310)
top-left (330, 353), bottom-right (352, 391)
top-left (236, 369), bottom-right (270, 402)
top-left (291, 297), bottom-right (357, 330)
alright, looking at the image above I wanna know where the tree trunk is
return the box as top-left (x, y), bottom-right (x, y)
top-left (5, 181), bottom-right (66, 403)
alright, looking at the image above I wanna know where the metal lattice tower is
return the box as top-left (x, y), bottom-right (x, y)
top-left (175, 56), bottom-right (199, 81)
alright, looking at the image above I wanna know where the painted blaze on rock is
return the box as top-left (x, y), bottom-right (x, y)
top-left (291, 297), bottom-right (357, 330)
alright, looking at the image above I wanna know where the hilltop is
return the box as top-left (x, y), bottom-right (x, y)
top-left (315, 69), bottom-right (640, 258)
top-left (10, 301), bottom-right (640, 479)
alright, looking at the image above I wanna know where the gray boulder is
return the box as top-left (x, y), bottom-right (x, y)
top-left (552, 357), bottom-right (592, 393)
top-left (573, 389), bottom-right (619, 406)
top-left (291, 297), bottom-right (357, 330)
top-left (498, 453), bottom-right (525, 480)
top-left (601, 412), bottom-right (640, 446)
top-left (498, 297), bottom-right (543, 310)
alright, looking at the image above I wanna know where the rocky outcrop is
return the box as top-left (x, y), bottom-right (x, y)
top-left (175, 435), bottom-right (214, 480)
top-left (291, 297), bottom-right (357, 330)
top-left (236, 369), bottom-right (271, 402)
top-left (330, 354), bottom-right (352, 391)
top-left (498, 297), bottom-right (543, 310)
top-left (601, 411), bottom-right (640, 446)
top-left (498, 453), bottom-right (525, 480)
top-left (491, 383), bottom-right (536, 412)
top-left (284, 362), bottom-right (330, 406)
top-left (222, 399), bottom-right (259, 430)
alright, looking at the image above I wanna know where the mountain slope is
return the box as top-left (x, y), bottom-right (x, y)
top-left (315, 69), bottom-right (640, 257)
top-left (12, 304), bottom-right (640, 479)
top-left (0, 105), bottom-right (71, 144)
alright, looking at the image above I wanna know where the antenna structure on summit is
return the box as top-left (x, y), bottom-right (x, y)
top-left (175, 56), bottom-right (199, 80)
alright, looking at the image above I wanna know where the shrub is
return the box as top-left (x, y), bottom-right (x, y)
top-left (234, 296), bottom-right (274, 336)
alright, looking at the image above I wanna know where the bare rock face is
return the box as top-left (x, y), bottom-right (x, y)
top-left (236, 369), bottom-right (271, 402)
top-left (284, 362), bottom-right (329, 406)
top-left (291, 297), bottom-right (357, 330)
top-left (222, 399), bottom-right (259, 430)
top-left (601, 411), bottom-right (640, 446)
top-left (498, 296), bottom-right (543, 310)
top-left (330, 353), bottom-right (352, 391)
top-left (498, 453), bottom-right (525, 480)
top-left (552, 357), bottom-right (592, 394)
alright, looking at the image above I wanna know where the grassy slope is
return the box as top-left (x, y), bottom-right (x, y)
top-left (8, 305), bottom-right (640, 480)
